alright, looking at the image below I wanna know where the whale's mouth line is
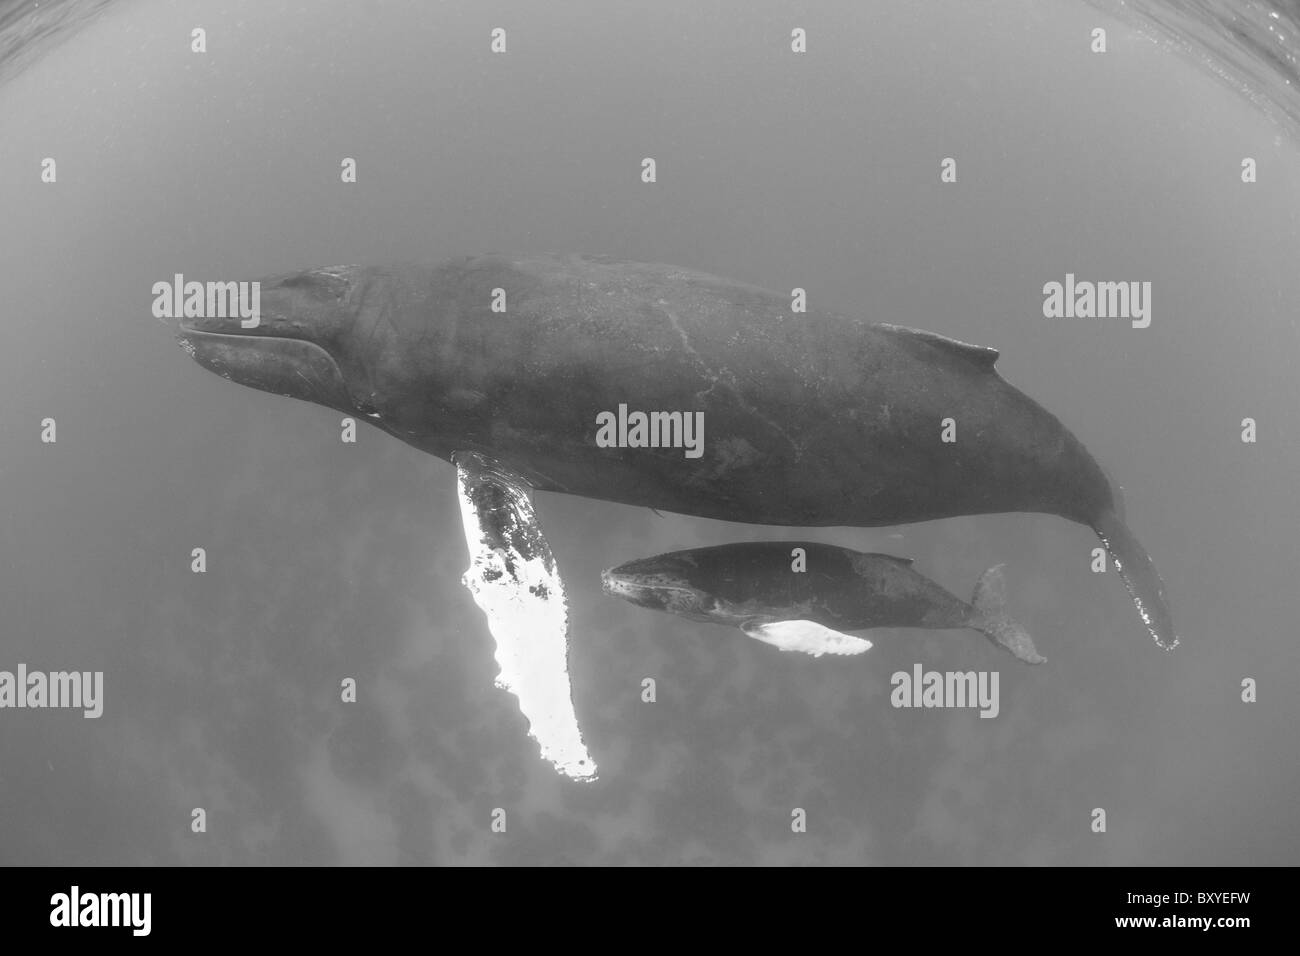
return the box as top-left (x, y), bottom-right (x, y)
top-left (601, 571), bottom-right (695, 594)
top-left (607, 581), bottom-right (693, 594)
top-left (177, 320), bottom-right (303, 340)
top-left (175, 327), bottom-right (334, 370)
top-left (175, 327), bottom-right (361, 414)
top-left (176, 319), bottom-right (338, 353)
top-left (177, 325), bottom-right (301, 344)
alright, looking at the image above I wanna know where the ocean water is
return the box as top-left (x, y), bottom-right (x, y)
top-left (0, 0), bottom-right (1297, 865)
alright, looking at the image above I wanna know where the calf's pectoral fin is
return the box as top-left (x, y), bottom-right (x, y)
top-left (740, 619), bottom-right (873, 658)
top-left (453, 450), bottom-right (597, 782)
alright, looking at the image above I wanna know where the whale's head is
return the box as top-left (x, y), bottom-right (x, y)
top-left (601, 552), bottom-right (714, 621)
top-left (176, 266), bottom-right (396, 422)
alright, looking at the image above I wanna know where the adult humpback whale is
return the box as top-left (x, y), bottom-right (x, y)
top-left (176, 254), bottom-right (1177, 773)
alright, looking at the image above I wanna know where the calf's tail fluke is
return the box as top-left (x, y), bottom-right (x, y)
top-left (970, 564), bottom-right (1046, 664)
top-left (1092, 509), bottom-right (1179, 651)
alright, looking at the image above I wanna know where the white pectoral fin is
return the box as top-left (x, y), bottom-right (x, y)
top-left (740, 620), bottom-right (873, 658)
top-left (454, 451), bottom-right (597, 782)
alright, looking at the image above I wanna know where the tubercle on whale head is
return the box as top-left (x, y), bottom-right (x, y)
top-left (600, 557), bottom-right (712, 617)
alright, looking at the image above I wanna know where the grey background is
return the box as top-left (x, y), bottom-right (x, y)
top-left (0, 0), bottom-right (1297, 864)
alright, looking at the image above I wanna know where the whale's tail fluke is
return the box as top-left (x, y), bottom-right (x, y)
top-left (1092, 509), bottom-right (1179, 651)
top-left (969, 564), bottom-right (1046, 664)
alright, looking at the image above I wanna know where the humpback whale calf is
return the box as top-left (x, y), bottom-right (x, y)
top-left (602, 542), bottom-right (1045, 664)
top-left (176, 254), bottom-right (1177, 776)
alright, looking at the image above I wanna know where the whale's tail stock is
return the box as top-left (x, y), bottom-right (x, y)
top-left (1092, 508), bottom-right (1179, 651)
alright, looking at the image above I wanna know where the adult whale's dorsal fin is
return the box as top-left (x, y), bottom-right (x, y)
top-left (882, 324), bottom-right (1000, 370)
top-left (862, 553), bottom-right (914, 566)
